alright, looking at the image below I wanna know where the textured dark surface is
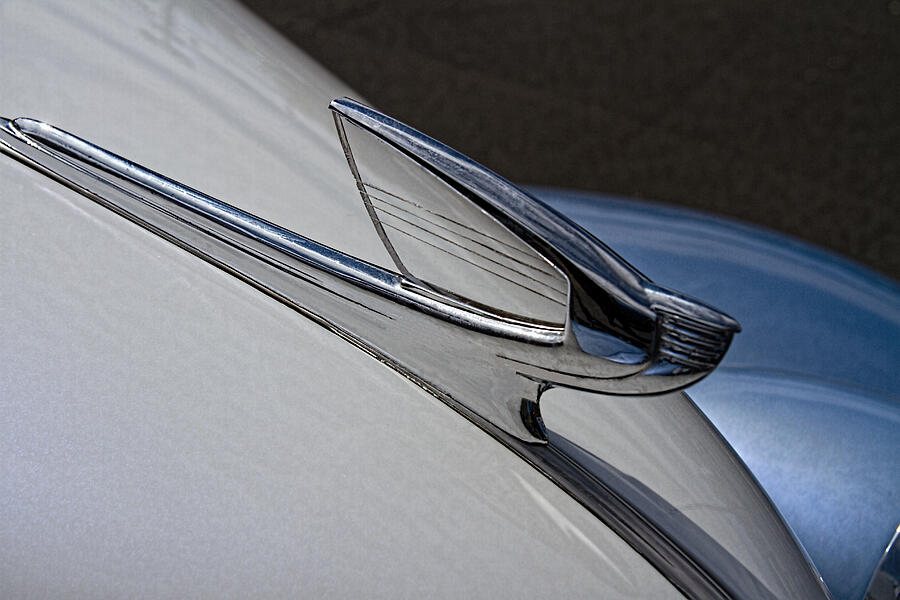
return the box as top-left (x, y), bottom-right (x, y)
top-left (242, 0), bottom-right (900, 280)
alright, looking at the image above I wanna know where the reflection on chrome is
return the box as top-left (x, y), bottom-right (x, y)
top-left (0, 102), bottom-right (797, 599)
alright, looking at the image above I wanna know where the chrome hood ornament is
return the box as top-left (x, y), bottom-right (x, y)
top-left (4, 105), bottom-right (823, 600)
top-left (0, 100), bottom-right (738, 444)
top-left (331, 98), bottom-right (740, 424)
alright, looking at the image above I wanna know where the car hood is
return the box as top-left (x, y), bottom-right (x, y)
top-left (533, 187), bottom-right (900, 600)
top-left (1, 2), bottom-right (885, 596)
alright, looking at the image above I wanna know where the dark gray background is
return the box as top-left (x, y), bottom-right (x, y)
top-left (243, 0), bottom-right (899, 280)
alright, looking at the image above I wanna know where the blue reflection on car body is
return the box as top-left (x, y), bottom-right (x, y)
top-left (532, 187), bottom-right (900, 600)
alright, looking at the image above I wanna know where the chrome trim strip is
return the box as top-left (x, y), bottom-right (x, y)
top-left (2, 118), bottom-right (561, 345)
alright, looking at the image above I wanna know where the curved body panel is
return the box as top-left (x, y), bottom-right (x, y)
top-left (534, 188), bottom-right (900, 600)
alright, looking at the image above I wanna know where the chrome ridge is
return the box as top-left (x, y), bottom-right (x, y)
top-left (0, 105), bottom-right (828, 599)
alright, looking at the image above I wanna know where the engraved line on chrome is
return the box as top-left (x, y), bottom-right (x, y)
top-left (371, 201), bottom-right (566, 289)
top-left (364, 181), bottom-right (541, 259)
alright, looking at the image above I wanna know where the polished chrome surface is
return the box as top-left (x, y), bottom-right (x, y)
top-left (866, 525), bottom-right (900, 600)
top-left (0, 106), bottom-right (834, 599)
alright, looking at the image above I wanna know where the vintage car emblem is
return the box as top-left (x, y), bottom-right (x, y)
top-left (0, 100), bottom-right (739, 443)
top-left (0, 102), bottom-right (752, 598)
